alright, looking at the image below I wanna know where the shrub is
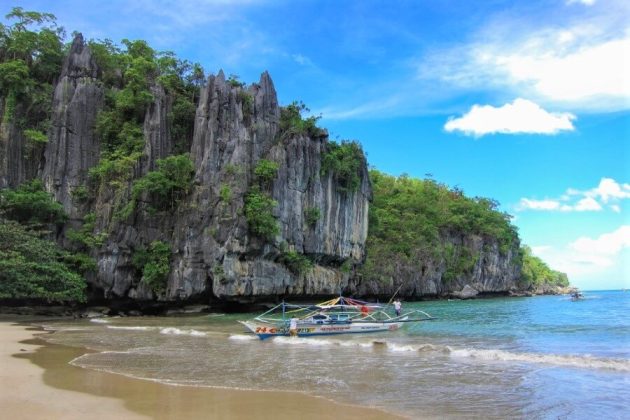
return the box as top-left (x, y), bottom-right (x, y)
top-left (0, 220), bottom-right (87, 302)
top-left (225, 163), bottom-right (243, 176)
top-left (304, 207), bottom-right (321, 227)
top-left (244, 187), bottom-right (279, 239)
top-left (66, 212), bottom-right (108, 249)
top-left (0, 179), bottom-right (67, 226)
top-left (238, 90), bottom-right (253, 117)
top-left (219, 184), bottom-right (231, 203)
top-left (71, 185), bottom-right (90, 203)
top-left (279, 101), bottom-right (323, 138)
top-left (321, 140), bottom-right (365, 193)
top-left (132, 240), bottom-right (171, 294)
top-left (23, 129), bottom-right (48, 144)
top-left (227, 74), bottom-right (245, 88)
top-left (128, 154), bottom-right (195, 214)
top-left (279, 250), bottom-right (313, 275)
top-left (254, 159), bottom-right (279, 188)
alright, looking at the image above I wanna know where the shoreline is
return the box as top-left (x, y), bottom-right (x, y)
top-left (0, 288), bottom-right (575, 318)
top-left (0, 317), bottom-right (400, 419)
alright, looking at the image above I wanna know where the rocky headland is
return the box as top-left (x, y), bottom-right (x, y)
top-left (0, 33), bottom-right (569, 313)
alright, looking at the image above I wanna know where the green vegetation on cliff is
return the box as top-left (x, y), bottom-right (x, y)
top-left (132, 240), bottom-right (171, 295)
top-left (89, 39), bottom-right (200, 189)
top-left (0, 220), bottom-right (87, 302)
top-left (0, 7), bottom-right (63, 131)
top-left (321, 140), bottom-right (365, 193)
top-left (0, 179), bottom-right (94, 302)
top-left (520, 246), bottom-right (569, 288)
top-left (245, 187), bottom-right (279, 239)
top-left (118, 154), bottom-right (195, 218)
top-left (362, 170), bottom-right (520, 285)
top-left (0, 179), bottom-right (66, 226)
top-left (278, 101), bottom-right (323, 139)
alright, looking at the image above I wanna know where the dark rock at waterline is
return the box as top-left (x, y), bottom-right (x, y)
top-left (451, 284), bottom-right (479, 299)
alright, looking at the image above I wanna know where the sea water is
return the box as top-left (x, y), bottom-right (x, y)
top-left (39, 291), bottom-right (629, 419)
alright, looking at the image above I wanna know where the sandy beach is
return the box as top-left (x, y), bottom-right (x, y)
top-left (0, 318), bottom-right (396, 420)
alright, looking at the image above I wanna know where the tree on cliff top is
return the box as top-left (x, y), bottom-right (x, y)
top-left (0, 7), bottom-right (64, 132)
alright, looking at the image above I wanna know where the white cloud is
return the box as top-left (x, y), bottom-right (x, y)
top-left (291, 54), bottom-right (313, 66)
top-left (320, 95), bottom-right (403, 120)
top-left (573, 197), bottom-right (603, 211)
top-left (518, 199), bottom-right (562, 211)
top-left (444, 98), bottom-right (575, 137)
top-left (566, 0), bottom-right (597, 5)
top-left (530, 245), bottom-right (552, 254)
top-left (570, 225), bottom-right (630, 258)
top-left (585, 178), bottom-right (630, 202)
top-left (531, 226), bottom-right (630, 288)
top-left (419, 4), bottom-right (630, 112)
top-left (496, 37), bottom-right (630, 105)
top-left (517, 177), bottom-right (629, 212)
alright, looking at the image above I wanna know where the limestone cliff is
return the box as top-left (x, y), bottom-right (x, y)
top-left (40, 35), bottom-right (373, 302)
top-left (2, 34), bottom-right (531, 304)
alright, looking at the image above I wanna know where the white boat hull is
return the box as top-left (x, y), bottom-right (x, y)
top-left (240, 319), bottom-right (406, 340)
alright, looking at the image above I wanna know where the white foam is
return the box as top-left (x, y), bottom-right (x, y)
top-left (449, 348), bottom-right (630, 372)
top-left (272, 336), bottom-right (334, 346)
top-left (90, 318), bottom-right (110, 324)
top-left (339, 340), bottom-right (373, 349)
top-left (387, 343), bottom-right (418, 352)
top-left (159, 327), bottom-right (206, 336)
top-left (229, 334), bottom-right (258, 341)
top-left (106, 326), bottom-right (153, 331)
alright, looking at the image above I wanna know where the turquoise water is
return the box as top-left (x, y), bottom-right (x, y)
top-left (41, 290), bottom-right (629, 419)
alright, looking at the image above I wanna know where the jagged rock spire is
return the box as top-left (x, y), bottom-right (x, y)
top-left (61, 33), bottom-right (99, 79)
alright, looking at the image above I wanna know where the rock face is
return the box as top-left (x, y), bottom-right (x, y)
top-left (351, 232), bottom-right (521, 298)
top-left (42, 34), bottom-right (104, 217)
top-left (0, 101), bottom-right (44, 188)
top-left (84, 68), bottom-right (370, 302)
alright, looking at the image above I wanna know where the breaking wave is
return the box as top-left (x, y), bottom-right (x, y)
top-left (90, 318), bottom-right (110, 324)
top-left (263, 336), bottom-right (630, 372)
top-left (159, 327), bottom-right (206, 336)
top-left (448, 348), bottom-right (630, 372)
top-left (229, 334), bottom-right (258, 341)
top-left (106, 326), bottom-right (154, 331)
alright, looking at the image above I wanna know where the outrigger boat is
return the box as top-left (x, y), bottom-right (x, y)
top-left (239, 296), bottom-right (434, 340)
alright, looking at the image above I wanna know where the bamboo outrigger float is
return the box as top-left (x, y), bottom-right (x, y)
top-left (239, 296), bottom-right (435, 340)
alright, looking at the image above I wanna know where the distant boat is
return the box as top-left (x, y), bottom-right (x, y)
top-left (571, 291), bottom-right (585, 301)
top-left (239, 296), bottom-right (435, 340)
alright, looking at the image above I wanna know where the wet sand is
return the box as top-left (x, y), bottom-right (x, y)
top-left (0, 319), bottom-right (398, 419)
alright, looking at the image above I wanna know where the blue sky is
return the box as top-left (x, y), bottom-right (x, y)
top-left (6, 0), bottom-right (629, 290)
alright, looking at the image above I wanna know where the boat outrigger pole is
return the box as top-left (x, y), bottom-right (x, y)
top-left (387, 282), bottom-right (405, 306)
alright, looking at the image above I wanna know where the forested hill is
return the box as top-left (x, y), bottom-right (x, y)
top-left (0, 7), bottom-right (568, 306)
top-left (354, 171), bottom-right (569, 298)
